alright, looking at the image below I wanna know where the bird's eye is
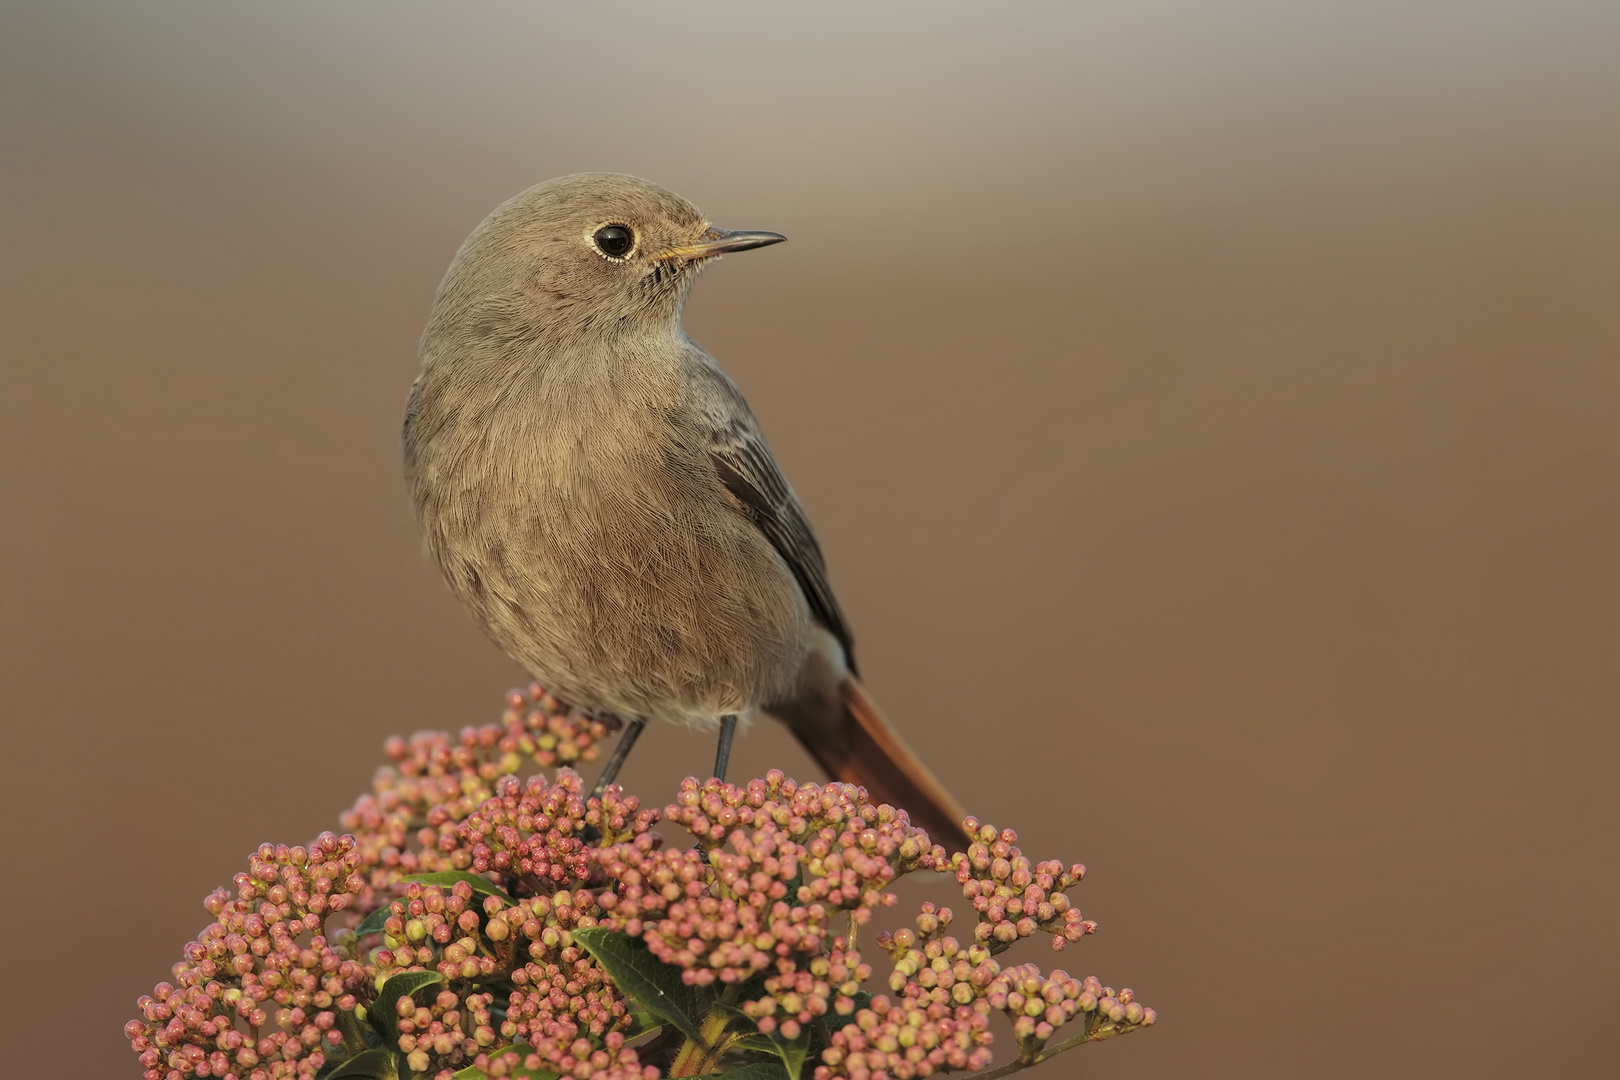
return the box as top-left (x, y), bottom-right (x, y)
top-left (593, 225), bottom-right (634, 258)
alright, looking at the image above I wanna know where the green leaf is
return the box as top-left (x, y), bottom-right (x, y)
top-left (356, 906), bottom-right (391, 939)
top-left (571, 928), bottom-right (704, 1044)
top-left (688, 1061), bottom-right (790, 1080)
top-left (765, 1025), bottom-right (813, 1080)
top-left (325, 1049), bottom-right (399, 1080)
top-left (730, 1033), bottom-right (781, 1054)
top-left (367, 970), bottom-right (447, 1046)
top-left (401, 871), bottom-right (514, 903)
top-left (623, 1011), bottom-right (661, 1039)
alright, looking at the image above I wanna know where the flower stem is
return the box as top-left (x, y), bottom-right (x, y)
top-left (669, 1003), bottom-right (736, 1077)
top-left (669, 1037), bottom-right (703, 1077)
top-left (953, 1057), bottom-right (1031, 1080)
top-left (949, 1018), bottom-right (1110, 1080)
top-left (336, 1009), bottom-right (369, 1054)
top-left (1031, 1021), bottom-right (1112, 1063)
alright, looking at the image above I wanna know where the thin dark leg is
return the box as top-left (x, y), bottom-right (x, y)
top-left (713, 715), bottom-right (738, 783)
top-left (698, 714), bottom-right (741, 865)
top-left (590, 718), bottom-right (646, 798)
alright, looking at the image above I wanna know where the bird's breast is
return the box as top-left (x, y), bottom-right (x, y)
top-left (406, 359), bottom-right (811, 724)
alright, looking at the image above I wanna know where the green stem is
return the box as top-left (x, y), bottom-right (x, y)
top-left (946, 1015), bottom-right (1107, 1080)
top-left (337, 1008), bottom-right (370, 1054)
top-left (669, 1037), bottom-right (703, 1077)
top-left (693, 1031), bottom-right (742, 1076)
top-left (952, 1057), bottom-right (1030, 1080)
top-left (1032, 1024), bottom-right (1108, 1063)
top-left (668, 1004), bottom-right (735, 1077)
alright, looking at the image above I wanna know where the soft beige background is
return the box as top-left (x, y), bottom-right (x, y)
top-left (3, 2), bottom-right (1617, 1077)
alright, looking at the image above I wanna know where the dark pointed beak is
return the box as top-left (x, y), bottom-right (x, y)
top-left (656, 228), bottom-right (787, 260)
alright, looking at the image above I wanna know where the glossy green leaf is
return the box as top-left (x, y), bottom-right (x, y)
top-left (367, 970), bottom-right (447, 1045)
top-left (356, 906), bottom-right (391, 939)
top-left (730, 1033), bottom-right (781, 1054)
top-left (325, 1048), bottom-right (399, 1079)
top-left (571, 927), bottom-right (704, 1044)
top-left (765, 1024), bottom-right (814, 1080)
top-left (688, 1060), bottom-right (791, 1080)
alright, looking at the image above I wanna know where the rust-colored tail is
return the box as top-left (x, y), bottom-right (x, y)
top-left (770, 669), bottom-right (971, 852)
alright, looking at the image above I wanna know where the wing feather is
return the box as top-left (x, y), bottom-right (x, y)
top-left (708, 426), bottom-right (858, 675)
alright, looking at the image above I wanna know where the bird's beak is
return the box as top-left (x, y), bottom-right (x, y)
top-left (656, 228), bottom-right (787, 261)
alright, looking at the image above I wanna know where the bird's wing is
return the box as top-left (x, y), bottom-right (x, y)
top-left (708, 424), bottom-right (858, 675)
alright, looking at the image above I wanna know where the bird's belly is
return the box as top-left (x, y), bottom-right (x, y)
top-left (438, 472), bottom-right (812, 726)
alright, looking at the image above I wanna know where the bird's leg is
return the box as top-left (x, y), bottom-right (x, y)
top-left (713, 715), bottom-right (738, 783)
top-left (695, 714), bottom-right (741, 866)
top-left (589, 717), bottom-right (646, 799)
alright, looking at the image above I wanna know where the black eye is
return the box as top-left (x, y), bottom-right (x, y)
top-left (593, 225), bottom-right (634, 258)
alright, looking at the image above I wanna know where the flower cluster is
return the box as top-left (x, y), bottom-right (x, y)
top-left (372, 878), bottom-right (501, 984)
top-left (472, 1033), bottom-right (653, 1080)
top-left (946, 821), bottom-right (1096, 953)
top-left (365, 774), bottom-right (659, 1078)
top-left (742, 940), bottom-right (870, 1040)
top-left (812, 820), bottom-right (1156, 1080)
top-left (603, 772), bottom-right (935, 993)
top-left (662, 776), bottom-right (925, 1012)
top-left (389, 986), bottom-right (499, 1074)
top-left (987, 967), bottom-right (1153, 1057)
top-left (458, 771), bottom-right (658, 891)
top-left (130, 688), bottom-right (1155, 1080)
top-left (819, 992), bottom-right (994, 1079)
top-left (340, 686), bottom-right (616, 904)
top-left (126, 833), bottom-right (371, 1080)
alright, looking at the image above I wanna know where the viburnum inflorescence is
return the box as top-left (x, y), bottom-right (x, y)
top-left (126, 833), bottom-right (372, 1080)
top-left (129, 688), bottom-right (1155, 1080)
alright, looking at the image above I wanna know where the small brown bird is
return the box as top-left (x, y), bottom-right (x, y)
top-left (404, 173), bottom-right (968, 850)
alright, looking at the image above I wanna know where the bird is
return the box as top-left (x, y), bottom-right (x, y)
top-left (403, 172), bottom-right (969, 851)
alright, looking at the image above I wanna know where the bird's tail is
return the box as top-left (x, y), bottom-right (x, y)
top-left (768, 654), bottom-right (971, 852)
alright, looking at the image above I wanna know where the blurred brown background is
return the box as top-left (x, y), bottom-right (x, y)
top-left (3, 2), bottom-right (1617, 1077)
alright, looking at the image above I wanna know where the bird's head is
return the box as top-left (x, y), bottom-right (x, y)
top-left (424, 172), bottom-right (784, 357)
